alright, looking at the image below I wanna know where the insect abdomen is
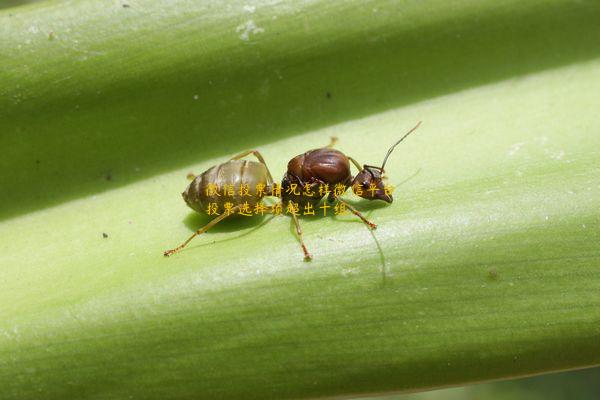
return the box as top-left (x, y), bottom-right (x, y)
top-left (182, 160), bottom-right (270, 214)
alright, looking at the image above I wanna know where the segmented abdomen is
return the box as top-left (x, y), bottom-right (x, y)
top-left (182, 160), bottom-right (271, 214)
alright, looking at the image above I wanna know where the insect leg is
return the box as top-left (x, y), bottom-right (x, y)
top-left (347, 156), bottom-right (363, 172)
top-left (289, 201), bottom-right (312, 261)
top-left (326, 136), bottom-right (338, 148)
top-left (229, 150), bottom-right (275, 185)
top-left (163, 205), bottom-right (241, 257)
top-left (349, 158), bottom-right (388, 180)
top-left (333, 194), bottom-right (377, 230)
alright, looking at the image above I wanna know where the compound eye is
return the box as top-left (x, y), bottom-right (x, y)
top-left (362, 181), bottom-right (369, 187)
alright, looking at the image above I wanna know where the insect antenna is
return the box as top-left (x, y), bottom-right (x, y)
top-left (380, 121), bottom-right (422, 172)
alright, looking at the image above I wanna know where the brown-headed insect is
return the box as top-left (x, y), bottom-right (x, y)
top-left (163, 122), bottom-right (420, 260)
top-left (281, 121), bottom-right (421, 260)
top-left (163, 150), bottom-right (276, 257)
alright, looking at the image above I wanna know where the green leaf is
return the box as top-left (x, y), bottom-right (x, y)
top-left (383, 368), bottom-right (600, 400)
top-left (1, 0), bottom-right (599, 399)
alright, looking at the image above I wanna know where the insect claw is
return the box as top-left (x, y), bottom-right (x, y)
top-left (301, 243), bottom-right (312, 261)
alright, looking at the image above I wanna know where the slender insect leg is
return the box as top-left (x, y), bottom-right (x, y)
top-left (229, 150), bottom-right (275, 185)
top-left (347, 156), bottom-right (363, 172)
top-left (326, 136), bottom-right (338, 149)
top-left (347, 156), bottom-right (389, 183)
top-left (334, 194), bottom-right (377, 230)
top-left (163, 205), bottom-right (241, 257)
top-left (289, 201), bottom-right (312, 261)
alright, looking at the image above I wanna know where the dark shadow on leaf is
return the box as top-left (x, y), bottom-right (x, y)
top-left (183, 211), bottom-right (266, 234)
top-left (368, 229), bottom-right (387, 288)
top-left (395, 168), bottom-right (422, 188)
top-left (2, 2), bottom-right (600, 220)
top-left (0, 0), bottom-right (43, 10)
top-left (175, 213), bottom-right (275, 255)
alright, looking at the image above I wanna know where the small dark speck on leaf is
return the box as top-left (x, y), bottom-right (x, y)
top-left (488, 268), bottom-right (499, 280)
top-left (35, 159), bottom-right (40, 165)
top-left (102, 233), bottom-right (109, 238)
top-left (326, 92), bottom-right (332, 99)
top-left (122, 3), bottom-right (130, 8)
top-left (105, 172), bottom-right (112, 181)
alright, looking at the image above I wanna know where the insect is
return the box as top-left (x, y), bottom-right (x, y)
top-left (163, 150), bottom-right (275, 257)
top-left (281, 121), bottom-right (421, 260)
top-left (163, 122), bottom-right (420, 260)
